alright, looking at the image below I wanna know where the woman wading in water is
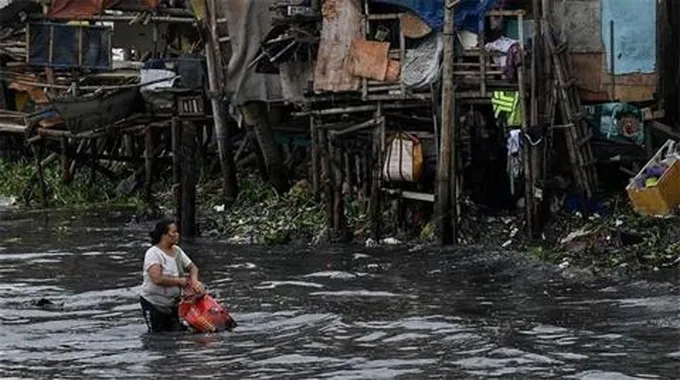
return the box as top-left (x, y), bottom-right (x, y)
top-left (140, 220), bottom-right (204, 332)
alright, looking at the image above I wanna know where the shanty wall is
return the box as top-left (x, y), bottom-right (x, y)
top-left (551, 0), bottom-right (658, 103)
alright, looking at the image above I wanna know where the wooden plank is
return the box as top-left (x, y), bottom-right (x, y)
top-left (313, 0), bottom-right (364, 93)
top-left (346, 39), bottom-right (390, 81)
top-left (0, 123), bottom-right (27, 134)
top-left (383, 188), bottom-right (434, 202)
top-left (649, 121), bottom-right (680, 140)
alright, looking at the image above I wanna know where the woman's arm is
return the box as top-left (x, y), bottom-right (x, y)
top-left (187, 263), bottom-right (199, 282)
top-left (186, 263), bottom-right (204, 293)
top-left (148, 264), bottom-right (187, 287)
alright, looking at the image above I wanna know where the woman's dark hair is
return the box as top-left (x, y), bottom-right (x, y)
top-left (149, 219), bottom-right (176, 245)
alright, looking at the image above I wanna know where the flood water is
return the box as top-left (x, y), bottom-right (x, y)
top-left (0, 208), bottom-right (678, 379)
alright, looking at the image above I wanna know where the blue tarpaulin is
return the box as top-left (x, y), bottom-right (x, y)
top-left (370, 0), bottom-right (499, 33)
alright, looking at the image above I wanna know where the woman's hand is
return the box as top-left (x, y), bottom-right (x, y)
top-left (185, 277), bottom-right (205, 295)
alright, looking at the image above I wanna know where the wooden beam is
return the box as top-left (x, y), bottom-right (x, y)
top-left (29, 14), bottom-right (196, 24)
top-left (180, 122), bottom-right (198, 238)
top-left (205, 0), bottom-right (238, 203)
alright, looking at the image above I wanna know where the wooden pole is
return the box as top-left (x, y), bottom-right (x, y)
top-left (60, 136), bottom-right (71, 184)
top-left (436, 2), bottom-right (455, 245)
top-left (343, 150), bottom-right (352, 190)
top-left (354, 153), bottom-right (362, 192)
top-left (204, 0), bottom-right (238, 203)
top-left (310, 116), bottom-right (320, 194)
top-left (89, 138), bottom-right (98, 184)
top-left (517, 13), bottom-right (535, 239)
top-left (31, 141), bottom-right (48, 208)
top-left (361, 152), bottom-right (370, 210)
top-left (319, 128), bottom-right (333, 231)
top-left (144, 126), bottom-right (155, 205)
top-left (180, 122), bottom-right (198, 238)
top-left (531, 2), bottom-right (540, 126)
top-left (331, 137), bottom-right (346, 238)
top-left (171, 117), bottom-right (182, 219)
top-left (369, 105), bottom-right (384, 240)
top-left (532, 0), bottom-right (545, 231)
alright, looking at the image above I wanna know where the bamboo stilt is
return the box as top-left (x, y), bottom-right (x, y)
top-left (343, 150), bottom-right (352, 190)
top-left (332, 138), bottom-right (346, 238)
top-left (31, 141), bottom-right (48, 208)
top-left (60, 136), bottom-right (71, 184)
top-left (319, 128), bottom-right (333, 231)
top-left (144, 126), bottom-right (155, 205)
top-left (89, 138), bottom-right (97, 183)
top-left (171, 117), bottom-right (181, 218)
top-left (361, 152), bottom-right (370, 210)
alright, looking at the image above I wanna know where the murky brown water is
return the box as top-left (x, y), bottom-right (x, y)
top-left (0, 208), bottom-right (678, 379)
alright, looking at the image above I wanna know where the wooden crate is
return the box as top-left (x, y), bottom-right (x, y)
top-left (626, 149), bottom-right (680, 216)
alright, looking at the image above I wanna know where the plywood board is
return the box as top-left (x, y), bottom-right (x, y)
top-left (553, 0), bottom-right (602, 53)
top-left (570, 52), bottom-right (657, 103)
top-left (347, 39), bottom-right (390, 81)
top-left (313, 0), bottom-right (364, 93)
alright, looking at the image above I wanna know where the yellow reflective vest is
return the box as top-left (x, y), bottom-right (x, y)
top-left (491, 91), bottom-right (521, 126)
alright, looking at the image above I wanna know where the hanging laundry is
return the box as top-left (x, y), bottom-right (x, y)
top-left (485, 36), bottom-right (522, 81)
top-left (492, 91), bottom-right (522, 126)
top-left (506, 129), bottom-right (523, 196)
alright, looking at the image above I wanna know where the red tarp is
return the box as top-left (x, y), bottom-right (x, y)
top-left (47, 0), bottom-right (160, 18)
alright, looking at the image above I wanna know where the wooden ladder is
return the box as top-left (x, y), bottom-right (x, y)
top-left (546, 32), bottom-right (598, 199)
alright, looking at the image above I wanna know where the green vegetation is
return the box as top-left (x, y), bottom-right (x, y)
top-left (0, 159), bottom-right (141, 208)
top-left (2, 158), bottom-right (677, 274)
top-left (200, 176), bottom-right (327, 244)
top-left (532, 196), bottom-right (680, 272)
top-left (159, 174), bottom-right (374, 245)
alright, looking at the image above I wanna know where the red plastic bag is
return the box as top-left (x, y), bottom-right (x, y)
top-left (178, 293), bottom-right (236, 333)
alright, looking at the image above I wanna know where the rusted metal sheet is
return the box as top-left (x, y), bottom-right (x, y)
top-left (569, 52), bottom-right (657, 103)
top-left (313, 0), bottom-right (364, 93)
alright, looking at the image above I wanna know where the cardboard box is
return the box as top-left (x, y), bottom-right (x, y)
top-left (626, 140), bottom-right (680, 216)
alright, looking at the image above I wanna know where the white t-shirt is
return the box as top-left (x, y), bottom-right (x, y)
top-left (140, 245), bottom-right (193, 309)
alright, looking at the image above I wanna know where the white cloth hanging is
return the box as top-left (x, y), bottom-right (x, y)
top-left (506, 129), bottom-right (523, 195)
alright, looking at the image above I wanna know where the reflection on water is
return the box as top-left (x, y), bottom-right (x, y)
top-left (0, 209), bottom-right (678, 379)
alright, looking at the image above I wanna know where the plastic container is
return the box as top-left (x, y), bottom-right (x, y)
top-left (178, 294), bottom-right (236, 333)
